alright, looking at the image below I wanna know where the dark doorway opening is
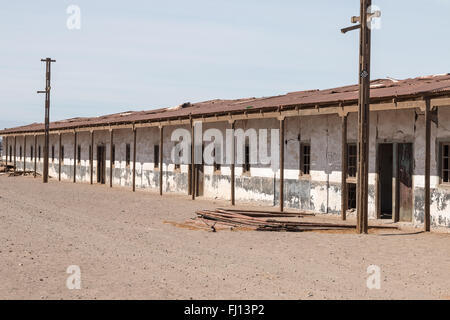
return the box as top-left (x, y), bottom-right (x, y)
top-left (348, 183), bottom-right (357, 210)
top-left (97, 145), bottom-right (106, 184)
top-left (379, 143), bottom-right (393, 219)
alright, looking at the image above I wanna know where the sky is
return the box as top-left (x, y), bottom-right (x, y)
top-left (0, 0), bottom-right (449, 130)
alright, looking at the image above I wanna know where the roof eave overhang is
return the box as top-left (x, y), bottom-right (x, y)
top-left (2, 92), bottom-right (450, 137)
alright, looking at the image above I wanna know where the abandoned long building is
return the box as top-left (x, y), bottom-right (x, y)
top-left (2, 74), bottom-right (450, 228)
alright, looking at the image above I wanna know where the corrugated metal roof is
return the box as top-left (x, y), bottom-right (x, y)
top-left (2, 73), bottom-right (450, 134)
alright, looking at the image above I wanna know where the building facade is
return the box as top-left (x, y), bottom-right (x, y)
top-left (2, 75), bottom-right (450, 228)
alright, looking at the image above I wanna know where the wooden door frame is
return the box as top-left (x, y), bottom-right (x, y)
top-left (195, 144), bottom-right (204, 197)
top-left (396, 142), bottom-right (414, 222)
top-left (376, 142), bottom-right (393, 220)
top-left (375, 140), bottom-right (414, 222)
top-left (97, 144), bottom-right (106, 184)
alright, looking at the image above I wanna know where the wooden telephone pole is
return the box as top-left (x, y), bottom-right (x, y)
top-left (341, 1), bottom-right (380, 234)
top-left (37, 58), bottom-right (56, 183)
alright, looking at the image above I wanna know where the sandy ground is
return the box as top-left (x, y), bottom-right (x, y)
top-left (0, 175), bottom-right (449, 300)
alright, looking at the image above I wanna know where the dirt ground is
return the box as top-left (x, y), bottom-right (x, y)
top-left (0, 175), bottom-right (449, 300)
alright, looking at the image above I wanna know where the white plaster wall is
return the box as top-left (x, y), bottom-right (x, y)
top-left (428, 107), bottom-right (450, 226)
top-left (3, 106), bottom-right (450, 227)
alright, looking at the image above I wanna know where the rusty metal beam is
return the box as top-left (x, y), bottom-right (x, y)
top-left (341, 115), bottom-right (348, 220)
top-left (424, 99), bottom-right (431, 232)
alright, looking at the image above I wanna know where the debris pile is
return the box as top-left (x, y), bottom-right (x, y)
top-left (195, 208), bottom-right (397, 232)
top-left (0, 163), bottom-right (14, 174)
top-left (8, 170), bottom-right (38, 177)
top-left (0, 162), bottom-right (40, 176)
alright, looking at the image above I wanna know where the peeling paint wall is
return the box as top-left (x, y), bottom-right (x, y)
top-left (413, 107), bottom-right (450, 227)
top-left (3, 107), bottom-right (450, 228)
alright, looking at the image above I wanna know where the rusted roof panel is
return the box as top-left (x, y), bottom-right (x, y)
top-left (2, 74), bottom-right (450, 134)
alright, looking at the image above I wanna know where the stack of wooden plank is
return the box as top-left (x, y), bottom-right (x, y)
top-left (196, 208), bottom-right (397, 232)
top-left (8, 170), bottom-right (37, 177)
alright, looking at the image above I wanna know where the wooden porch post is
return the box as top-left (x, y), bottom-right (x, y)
top-left (424, 99), bottom-right (431, 232)
top-left (34, 135), bottom-right (37, 178)
top-left (341, 114), bottom-right (348, 220)
top-left (90, 131), bottom-right (94, 185)
top-left (191, 121), bottom-right (196, 200)
top-left (159, 126), bottom-right (163, 196)
top-left (109, 129), bottom-right (113, 188)
top-left (279, 117), bottom-right (285, 212)
top-left (393, 143), bottom-right (399, 222)
top-left (58, 133), bottom-right (61, 181)
top-left (132, 127), bottom-right (137, 192)
top-left (230, 120), bottom-right (235, 206)
top-left (73, 131), bottom-right (77, 183)
top-left (14, 136), bottom-right (16, 173)
top-left (23, 135), bottom-right (26, 172)
top-left (5, 136), bottom-right (8, 164)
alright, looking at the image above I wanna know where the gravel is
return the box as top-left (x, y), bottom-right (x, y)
top-left (0, 175), bottom-right (449, 300)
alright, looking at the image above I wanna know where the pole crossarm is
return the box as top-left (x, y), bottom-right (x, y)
top-left (341, 24), bottom-right (361, 34)
top-left (341, 7), bottom-right (381, 34)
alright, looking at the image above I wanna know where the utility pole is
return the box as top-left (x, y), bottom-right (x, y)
top-left (341, 1), bottom-right (380, 234)
top-left (37, 57), bottom-right (56, 183)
